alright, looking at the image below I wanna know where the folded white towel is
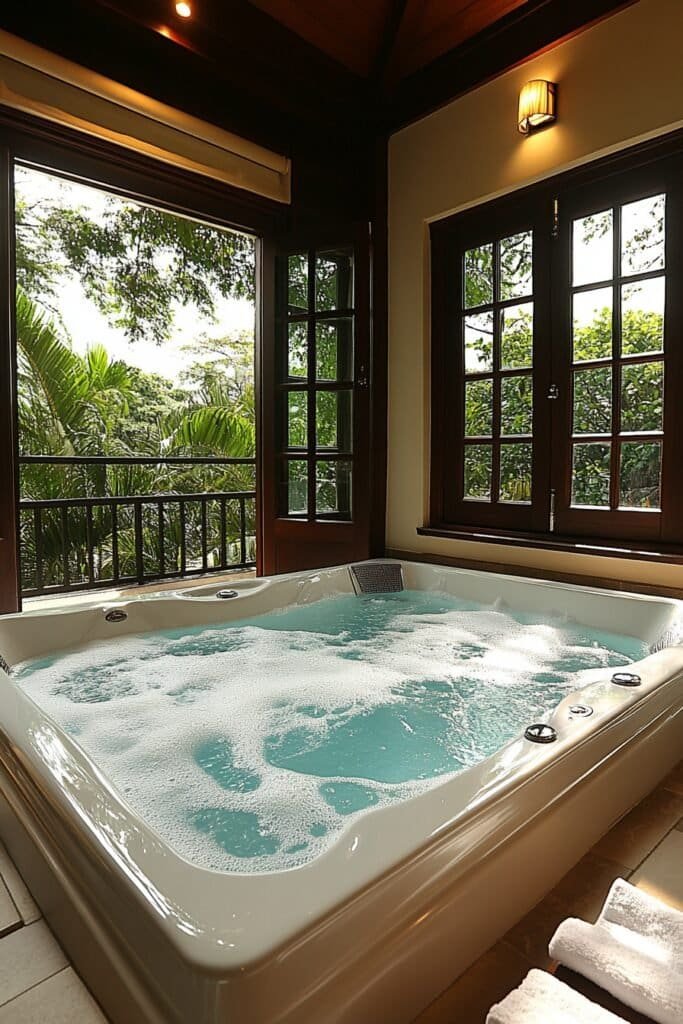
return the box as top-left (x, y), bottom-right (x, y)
top-left (486, 968), bottom-right (628, 1024)
top-left (549, 878), bottom-right (683, 1024)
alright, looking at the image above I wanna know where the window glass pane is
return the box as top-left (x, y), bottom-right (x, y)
top-left (621, 194), bottom-right (665, 276)
top-left (464, 244), bottom-right (493, 308)
top-left (499, 444), bottom-right (532, 503)
top-left (288, 254), bottom-right (308, 313)
top-left (464, 310), bottom-right (494, 373)
top-left (573, 367), bottom-right (612, 434)
top-left (619, 442), bottom-right (661, 509)
top-left (621, 278), bottom-right (665, 356)
top-left (287, 461), bottom-right (308, 515)
top-left (621, 361), bottom-right (663, 432)
top-left (572, 287), bottom-right (612, 362)
top-left (501, 375), bottom-right (533, 435)
top-left (464, 445), bottom-right (492, 500)
top-left (501, 302), bottom-right (533, 369)
top-left (315, 248), bottom-right (353, 311)
top-left (316, 319), bottom-right (353, 381)
top-left (572, 443), bottom-right (611, 507)
top-left (288, 321), bottom-right (307, 378)
top-left (316, 460), bottom-right (352, 516)
top-left (500, 231), bottom-right (533, 300)
top-left (465, 379), bottom-right (493, 436)
top-left (287, 392), bottom-right (307, 448)
top-left (316, 390), bottom-right (352, 450)
top-left (573, 209), bottom-right (613, 286)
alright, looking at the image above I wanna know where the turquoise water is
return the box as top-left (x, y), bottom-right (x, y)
top-left (14, 591), bottom-right (647, 872)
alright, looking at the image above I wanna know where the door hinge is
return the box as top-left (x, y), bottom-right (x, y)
top-left (552, 197), bottom-right (560, 240)
top-left (547, 383), bottom-right (559, 400)
top-left (549, 488), bottom-right (556, 533)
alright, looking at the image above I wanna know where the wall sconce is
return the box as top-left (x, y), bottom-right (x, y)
top-left (518, 80), bottom-right (557, 135)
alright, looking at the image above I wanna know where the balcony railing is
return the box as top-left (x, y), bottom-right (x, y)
top-left (19, 456), bottom-right (257, 598)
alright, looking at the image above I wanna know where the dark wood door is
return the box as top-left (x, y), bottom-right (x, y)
top-left (259, 226), bottom-right (371, 574)
top-left (0, 147), bottom-right (19, 614)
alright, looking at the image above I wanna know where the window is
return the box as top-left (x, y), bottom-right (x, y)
top-left (279, 248), bottom-right (355, 519)
top-left (429, 143), bottom-right (683, 553)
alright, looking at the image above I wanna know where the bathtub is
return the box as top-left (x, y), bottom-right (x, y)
top-left (0, 560), bottom-right (681, 1024)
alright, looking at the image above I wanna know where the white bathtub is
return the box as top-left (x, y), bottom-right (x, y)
top-left (0, 560), bottom-right (681, 1024)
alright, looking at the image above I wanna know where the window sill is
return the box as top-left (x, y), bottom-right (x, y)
top-left (417, 524), bottom-right (683, 565)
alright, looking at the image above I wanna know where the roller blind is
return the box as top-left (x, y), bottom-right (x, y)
top-left (0, 30), bottom-right (291, 204)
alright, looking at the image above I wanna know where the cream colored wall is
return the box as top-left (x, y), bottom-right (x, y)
top-left (387, 0), bottom-right (683, 590)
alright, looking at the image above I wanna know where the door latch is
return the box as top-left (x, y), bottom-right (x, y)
top-left (547, 383), bottom-right (559, 400)
top-left (357, 364), bottom-right (368, 389)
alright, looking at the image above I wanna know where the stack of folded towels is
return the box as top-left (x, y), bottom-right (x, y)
top-left (487, 878), bottom-right (682, 1024)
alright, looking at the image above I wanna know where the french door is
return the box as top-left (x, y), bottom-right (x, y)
top-left (259, 226), bottom-right (371, 574)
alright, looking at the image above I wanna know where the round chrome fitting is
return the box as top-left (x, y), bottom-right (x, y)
top-left (611, 671), bottom-right (641, 687)
top-left (569, 703), bottom-right (593, 717)
top-left (105, 608), bottom-right (127, 623)
top-left (216, 589), bottom-right (239, 600)
top-left (524, 723), bottom-right (557, 744)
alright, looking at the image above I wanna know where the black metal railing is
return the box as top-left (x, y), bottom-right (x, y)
top-left (19, 456), bottom-right (257, 597)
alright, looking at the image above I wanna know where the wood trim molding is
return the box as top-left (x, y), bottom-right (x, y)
top-left (386, 547), bottom-right (683, 601)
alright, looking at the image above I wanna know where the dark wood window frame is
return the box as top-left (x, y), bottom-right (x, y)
top-left (426, 129), bottom-right (683, 564)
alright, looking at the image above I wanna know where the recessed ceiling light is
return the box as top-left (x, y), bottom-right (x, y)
top-left (175, 2), bottom-right (192, 17)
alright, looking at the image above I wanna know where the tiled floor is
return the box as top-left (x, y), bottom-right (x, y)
top-left (0, 763), bottom-right (680, 1023)
top-left (415, 760), bottom-right (683, 1024)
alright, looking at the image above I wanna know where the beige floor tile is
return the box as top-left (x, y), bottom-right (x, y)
top-left (591, 788), bottom-right (683, 870)
top-left (0, 880), bottom-right (20, 939)
top-left (502, 852), bottom-right (630, 967)
top-left (413, 942), bottom-right (532, 1024)
top-left (0, 921), bottom-right (68, 1007)
top-left (660, 760), bottom-right (683, 797)
top-left (631, 829), bottom-right (683, 910)
top-left (0, 968), bottom-right (107, 1024)
top-left (0, 843), bottom-right (40, 925)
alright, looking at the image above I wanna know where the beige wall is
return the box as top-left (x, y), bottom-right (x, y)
top-left (387, 0), bottom-right (683, 590)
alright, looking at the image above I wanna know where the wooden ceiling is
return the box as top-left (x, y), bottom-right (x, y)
top-left (249, 0), bottom-right (529, 82)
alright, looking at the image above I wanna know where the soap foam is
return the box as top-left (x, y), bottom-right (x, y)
top-left (14, 591), bottom-right (646, 873)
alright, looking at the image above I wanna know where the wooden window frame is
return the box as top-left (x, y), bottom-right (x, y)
top-left (428, 129), bottom-right (683, 561)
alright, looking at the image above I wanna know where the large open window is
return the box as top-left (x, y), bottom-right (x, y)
top-left (428, 140), bottom-right (683, 557)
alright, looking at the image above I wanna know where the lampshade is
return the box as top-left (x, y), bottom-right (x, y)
top-left (518, 80), bottom-right (557, 135)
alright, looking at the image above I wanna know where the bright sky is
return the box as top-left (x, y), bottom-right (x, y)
top-left (15, 166), bottom-right (255, 385)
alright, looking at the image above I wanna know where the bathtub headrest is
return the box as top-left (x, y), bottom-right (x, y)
top-left (349, 562), bottom-right (404, 595)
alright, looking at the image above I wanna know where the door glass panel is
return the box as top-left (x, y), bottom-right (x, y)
top-left (288, 254), bottom-right (308, 313)
top-left (465, 379), bottom-right (493, 436)
top-left (621, 278), bottom-right (665, 355)
top-left (315, 248), bottom-right (354, 311)
top-left (287, 461), bottom-right (308, 515)
top-left (500, 302), bottom-right (533, 369)
top-left (621, 194), bottom-right (665, 276)
top-left (572, 287), bottom-right (612, 362)
top-left (316, 319), bottom-right (353, 381)
top-left (572, 443), bottom-right (611, 507)
top-left (573, 367), bottom-right (612, 434)
top-left (499, 444), bottom-right (532, 502)
top-left (288, 321), bottom-right (308, 378)
top-left (463, 311), bottom-right (494, 372)
top-left (621, 362), bottom-right (663, 432)
top-left (500, 231), bottom-right (533, 300)
top-left (316, 390), bottom-right (352, 450)
top-left (573, 209), bottom-right (613, 286)
top-left (501, 375), bottom-right (532, 435)
top-left (316, 460), bottom-right (352, 516)
top-left (287, 392), bottom-right (307, 447)
top-left (464, 244), bottom-right (493, 308)
top-left (619, 442), bottom-right (661, 509)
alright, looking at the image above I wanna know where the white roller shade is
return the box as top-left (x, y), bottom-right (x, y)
top-left (0, 30), bottom-right (291, 204)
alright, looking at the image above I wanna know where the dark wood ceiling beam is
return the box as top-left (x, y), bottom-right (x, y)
top-left (381, 0), bottom-right (636, 131)
top-left (369, 0), bottom-right (410, 92)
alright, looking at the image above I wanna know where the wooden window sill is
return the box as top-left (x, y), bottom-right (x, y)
top-left (417, 525), bottom-right (683, 565)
